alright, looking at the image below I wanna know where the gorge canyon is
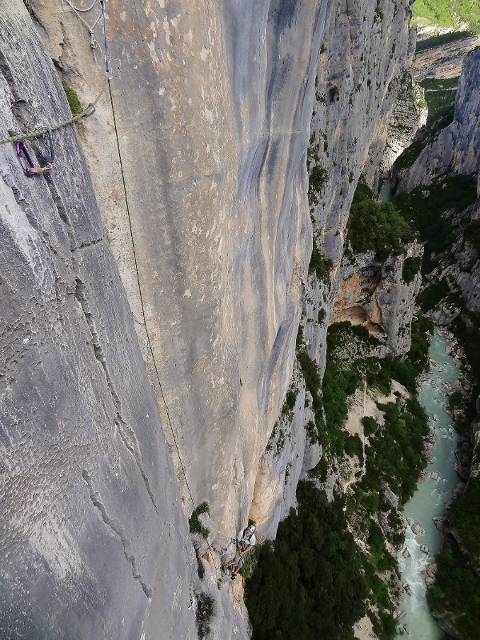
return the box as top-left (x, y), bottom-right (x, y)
top-left (1, 0), bottom-right (479, 639)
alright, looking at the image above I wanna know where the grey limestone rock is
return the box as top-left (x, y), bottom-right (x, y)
top-left (410, 521), bottom-right (425, 536)
top-left (331, 242), bottom-right (423, 355)
top-left (382, 481), bottom-right (399, 510)
top-left (382, 68), bottom-right (428, 173)
top-left (0, 4), bottom-right (227, 639)
top-left (303, 0), bottom-right (415, 372)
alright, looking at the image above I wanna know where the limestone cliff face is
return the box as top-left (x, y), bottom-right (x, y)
top-left (395, 48), bottom-right (480, 320)
top-left (0, 5), bottom-right (212, 639)
top-left (302, 0), bottom-right (415, 368)
top-left (25, 0), bottom-right (416, 540)
top-left (382, 69), bottom-right (427, 175)
top-left (246, 0), bottom-right (417, 535)
top-left (0, 0), bottom-right (418, 636)
top-left (32, 0), bottom-right (329, 543)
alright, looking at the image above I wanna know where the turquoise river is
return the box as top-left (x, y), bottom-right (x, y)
top-left (395, 328), bottom-right (461, 639)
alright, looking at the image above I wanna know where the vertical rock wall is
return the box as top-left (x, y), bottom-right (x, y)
top-left (332, 243), bottom-right (424, 355)
top-left (249, 0), bottom-right (418, 534)
top-left (396, 48), bottom-right (480, 197)
top-left (1, 0), bottom-right (420, 634)
top-left (103, 0), bottom-right (325, 539)
top-left (0, 4), bottom-right (208, 639)
top-left (32, 0), bottom-right (332, 540)
top-left (27, 0), bottom-right (416, 540)
top-left (304, 0), bottom-right (415, 371)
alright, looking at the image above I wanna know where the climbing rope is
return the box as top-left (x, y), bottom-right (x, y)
top-left (0, 80), bottom-right (109, 146)
top-left (63, 0), bottom-right (111, 76)
top-left (64, 0), bottom-right (103, 59)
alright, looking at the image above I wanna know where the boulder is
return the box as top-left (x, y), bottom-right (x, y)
top-left (411, 522), bottom-right (425, 536)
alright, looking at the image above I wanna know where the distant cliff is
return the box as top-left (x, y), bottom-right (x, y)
top-left (395, 48), bottom-right (480, 199)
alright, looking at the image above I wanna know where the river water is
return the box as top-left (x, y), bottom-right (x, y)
top-left (395, 329), bottom-right (460, 639)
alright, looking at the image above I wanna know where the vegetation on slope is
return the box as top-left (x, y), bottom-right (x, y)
top-left (420, 77), bottom-right (458, 125)
top-left (346, 179), bottom-right (415, 261)
top-left (412, 0), bottom-right (480, 32)
top-left (392, 173), bottom-right (477, 274)
top-left (245, 481), bottom-right (368, 640)
top-left (248, 314), bottom-right (433, 640)
top-left (428, 542), bottom-right (480, 639)
top-left (309, 237), bottom-right (332, 284)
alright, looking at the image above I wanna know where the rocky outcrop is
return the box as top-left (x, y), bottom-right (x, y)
top-left (395, 48), bottom-right (480, 201)
top-left (430, 611), bottom-right (466, 640)
top-left (382, 70), bottom-right (427, 173)
top-left (249, 369), bottom-right (322, 540)
top-left (413, 34), bottom-right (480, 81)
top-left (331, 243), bottom-right (423, 355)
top-left (304, 0), bottom-right (415, 369)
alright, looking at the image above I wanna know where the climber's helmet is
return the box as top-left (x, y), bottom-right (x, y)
top-left (247, 524), bottom-right (256, 534)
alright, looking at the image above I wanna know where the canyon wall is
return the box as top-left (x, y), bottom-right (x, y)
top-left (301, 0), bottom-right (418, 371)
top-left (32, 0), bottom-right (332, 540)
top-left (396, 48), bottom-right (480, 199)
top-left (0, 0), bottom-right (420, 637)
top-left (0, 5), bottom-right (207, 639)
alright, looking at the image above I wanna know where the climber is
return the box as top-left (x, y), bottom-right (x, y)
top-left (230, 524), bottom-right (256, 580)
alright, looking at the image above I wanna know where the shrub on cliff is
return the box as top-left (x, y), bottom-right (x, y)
top-left (195, 591), bottom-right (215, 639)
top-left (189, 502), bottom-right (210, 538)
top-left (392, 174), bottom-right (477, 274)
top-left (428, 541), bottom-right (480, 640)
top-left (402, 256), bottom-right (421, 284)
top-left (309, 238), bottom-right (332, 284)
top-left (347, 179), bottom-right (414, 261)
top-left (245, 481), bottom-right (367, 640)
top-left (62, 83), bottom-right (82, 114)
top-left (308, 165), bottom-right (328, 207)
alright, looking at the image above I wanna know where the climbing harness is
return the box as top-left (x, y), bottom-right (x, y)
top-left (63, 0), bottom-right (112, 77)
top-left (15, 128), bottom-right (55, 176)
